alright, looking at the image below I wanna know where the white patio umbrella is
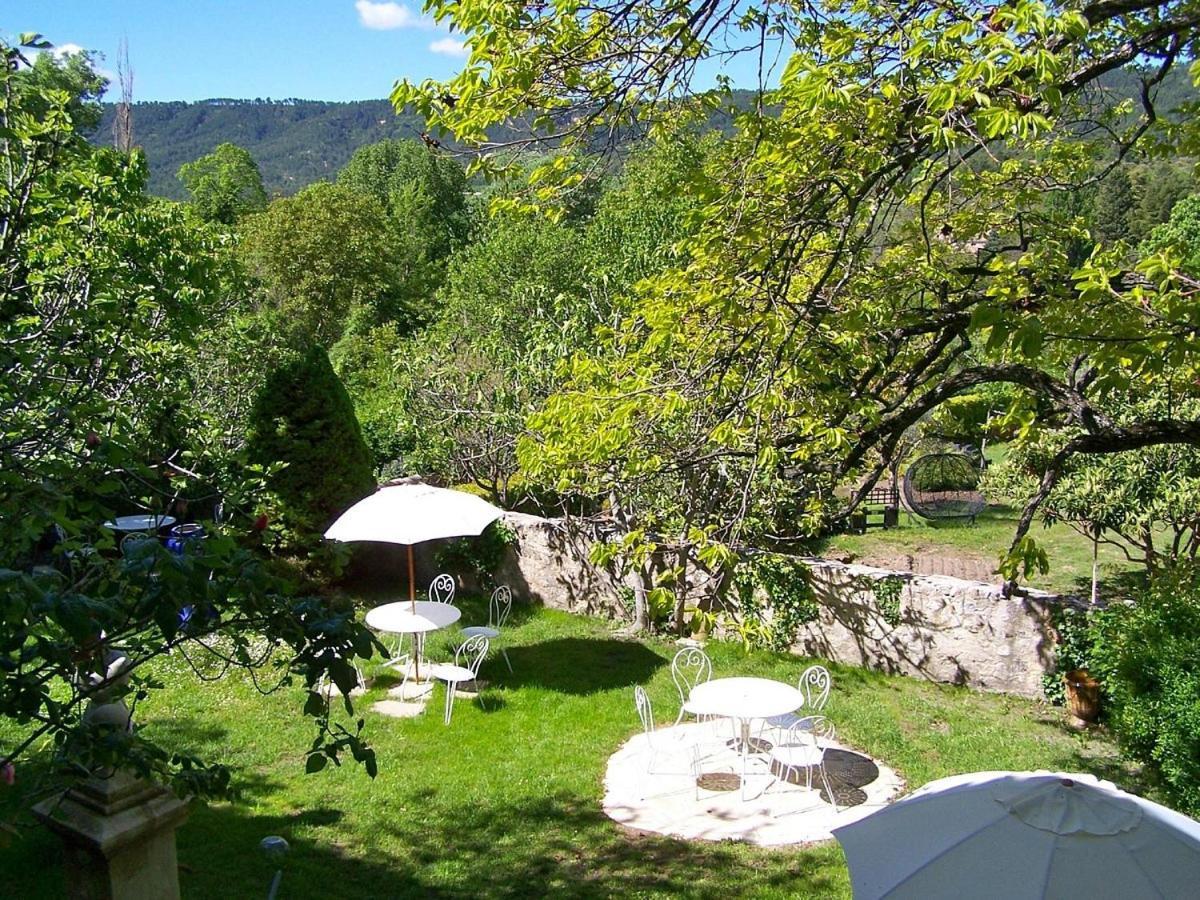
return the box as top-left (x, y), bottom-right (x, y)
top-left (324, 482), bottom-right (504, 612)
top-left (833, 771), bottom-right (1200, 900)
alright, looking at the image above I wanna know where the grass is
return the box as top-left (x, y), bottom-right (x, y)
top-left (0, 596), bottom-right (1142, 899)
top-left (813, 504), bottom-right (1145, 597)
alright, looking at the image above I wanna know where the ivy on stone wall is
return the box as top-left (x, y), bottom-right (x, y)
top-left (871, 575), bottom-right (905, 628)
top-left (732, 554), bottom-right (819, 652)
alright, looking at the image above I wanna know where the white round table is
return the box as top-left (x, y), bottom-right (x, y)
top-left (689, 677), bottom-right (804, 797)
top-left (688, 676), bottom-right (804, 722)
top-left (366, 601), bottom-right (461, 686)
top-left (102, 514), bottom-right (176, 533)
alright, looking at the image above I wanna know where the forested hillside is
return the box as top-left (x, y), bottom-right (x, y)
top-left (88, 67), bottom-right (1196, 199)
top-left (89, 99), bottom-right (430, 197)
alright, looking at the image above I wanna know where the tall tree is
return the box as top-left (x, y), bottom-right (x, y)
top-left (177, 142), bottom-right (268, 225)
top-left (239, 182), bottom-right (403, 346)
top-left (112, 36), bottom-right (133, 152)
top-left (337, 139), bottom-right (470, 314)
top-left (395, 0), bottom-right (1200, 583)
top-left (1092, 168), bottom-right (1136, 246)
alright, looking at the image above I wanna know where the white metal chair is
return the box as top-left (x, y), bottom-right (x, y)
top-left (763, 664), bottom-right (831, 740)
top-left (431, 635), bottom-right (488, 725)
top-left (120, 531), bottom-right (156, 558)
top-left (461, 585), bottom-right (513, 672)
top-left (429, 573), bottom-right (455, 604)
top-left (634, 685), bottom-right (660, 774)
top-left (766, 715), bottom-right (839, 812)
top-left (635, 686), bottom-right (724, 793)
top-left (670, 647), bottom-right (713, 727)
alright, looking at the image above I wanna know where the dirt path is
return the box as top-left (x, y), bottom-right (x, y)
top-left (833, 550), bottom-right (1000, 583)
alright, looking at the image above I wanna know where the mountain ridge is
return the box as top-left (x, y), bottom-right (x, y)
top-left (87, 68), bottom-right (1198, 200)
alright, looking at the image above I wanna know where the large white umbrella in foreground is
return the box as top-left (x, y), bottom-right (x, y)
top-left (833, 771), bottom-right (1200, 900)
top-left (324, 481), bottom-right (504, 611)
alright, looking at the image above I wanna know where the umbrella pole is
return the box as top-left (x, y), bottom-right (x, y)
top-left (408, 545), bottom-right (419, 682)
top-left (408, 545), bottom-right (416, 610)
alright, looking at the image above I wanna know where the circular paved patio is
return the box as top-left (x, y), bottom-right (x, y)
top-left (603, 722), bottom-right (904, 846)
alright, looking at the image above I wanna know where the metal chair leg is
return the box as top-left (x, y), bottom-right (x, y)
top-left (819, 760), bottom-right (839, 813)
top-left (444, 681), bottom-right (456, 725)
top-left (500, 647), bottom-right (513, 673)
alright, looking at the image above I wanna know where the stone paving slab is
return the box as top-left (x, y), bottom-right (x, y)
top-left (603, 722), bottom-right (904, 846)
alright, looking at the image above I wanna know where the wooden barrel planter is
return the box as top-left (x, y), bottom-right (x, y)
top-left (1063, 668), bottom-right (1102, 724)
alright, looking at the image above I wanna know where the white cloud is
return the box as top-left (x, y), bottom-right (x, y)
top-left (428, 37), bottom-right (468, 57)
top-left (52, 43), bottom-right (86, 59)
top-left (355, 0), bottom-right (428, 29)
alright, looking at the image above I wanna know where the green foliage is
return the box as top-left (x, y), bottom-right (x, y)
top-left (177, 142), bottom-right (268, 225)
top-left (16, 44), bottom-right (107, 131)
top-left (871, 575), bottom-right (905, 628)
top-left (1090, 564), bottom-right (1200, 815)
top-left (0, 38), bottom-right (379, 804)
top-left (732, 554), bottom-right (819, 652)
top-left (247, 345), bottom-right (375, 555)
top-left (337, 140), bottom-right (470, 320)
top-left (1142, 193), bottom-right (1200, 276)
top-left (434, 519), bottom-right (518, 581)
top-left (239, 182), bottom-right (406, 346)
top-left (364, 210), bottom-right (591, 497)
top-left (1041, 603), bottom-right (1097, 705)
top-left (337, 139), bottom-right (469, 259)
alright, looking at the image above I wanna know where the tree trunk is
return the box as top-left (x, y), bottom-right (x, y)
top-left (674, 539), bottom-right (689, 636)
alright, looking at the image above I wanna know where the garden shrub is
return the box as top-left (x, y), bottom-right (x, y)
top-left (1090, 563), bottom-right (1200, 815)
top-left (434, 518), bottom-right (518, 582)
top-left (248, 344), bottom-right (375, 557)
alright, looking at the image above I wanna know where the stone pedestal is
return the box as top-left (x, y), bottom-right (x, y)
top-left (33, 770), bottom-right (190, 900)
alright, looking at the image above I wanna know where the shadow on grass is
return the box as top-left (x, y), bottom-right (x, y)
top-left (498, 638), bottom-right (666, 695)
top-left (178, 791), bottom-right (844, 899)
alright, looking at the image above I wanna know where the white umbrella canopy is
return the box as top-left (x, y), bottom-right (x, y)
top-left (324, 482), bottom-right (504, 608)
top-left (325, 483), bottom-right (503, 545)
top-left (833, 771), bottom-right (1200, 900)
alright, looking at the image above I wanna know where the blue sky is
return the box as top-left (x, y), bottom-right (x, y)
top-left (2, 1), bottom-right (772, 103)
top-left (1, 1), bottom-right (474, 102)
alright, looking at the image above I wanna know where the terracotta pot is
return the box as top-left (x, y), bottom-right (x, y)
top-left (1064, 668), bottom-right (1101, 723)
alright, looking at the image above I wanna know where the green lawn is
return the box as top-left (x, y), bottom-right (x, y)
top-left (813, 504), bottom-right (1144, 597)
top-left (1, 598), bottom-right (1141, 899)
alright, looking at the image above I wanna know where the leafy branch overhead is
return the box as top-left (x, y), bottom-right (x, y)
top-left (398, 0), bottom-right (1200, 582)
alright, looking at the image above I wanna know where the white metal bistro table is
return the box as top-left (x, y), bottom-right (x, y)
top-left (365, 601), bottom-right (462, 697)
top-left (687, 677), bottom-right (805, 798)
top-left (102, 514), bottom-right (176, 533)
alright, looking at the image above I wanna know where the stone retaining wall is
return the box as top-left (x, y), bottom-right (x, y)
top-left (498, 513), bottom-right (1069, 698)
top-left (496, 512), bottom-right (630, 618)
top-left (793, 559), bottom-right (1063, 698)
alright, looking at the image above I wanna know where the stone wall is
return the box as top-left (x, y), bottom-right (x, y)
top-left (793, 559), bottom-right (1065, 698)
top-left (497, 513), bottom-right (1074, 699)
top-left (496, 512), bottom-right (631, 618)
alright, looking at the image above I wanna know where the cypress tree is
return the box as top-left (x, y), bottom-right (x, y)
top-left (248, 344), bottom-right (375, 549)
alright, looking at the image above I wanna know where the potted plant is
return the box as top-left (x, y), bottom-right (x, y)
top-left (1063, 668), bottom-right (1101, 724)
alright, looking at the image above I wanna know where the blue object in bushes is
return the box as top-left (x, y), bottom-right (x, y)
top-left (166, 523), bottom-right (205, 556)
